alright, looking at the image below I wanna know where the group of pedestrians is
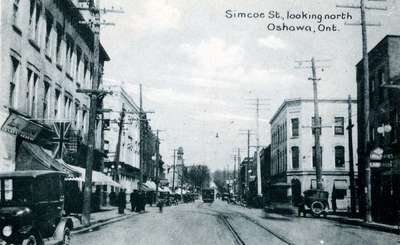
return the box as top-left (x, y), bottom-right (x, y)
top-left (130, 190), bottom-right (146, 213)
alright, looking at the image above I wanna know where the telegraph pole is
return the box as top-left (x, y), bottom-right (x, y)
top-left (139, 84), bottom-right (144, 190)
top-left (337, 0), bottom-right (386, 223)
top-left (311, 57), bottom-right (323, 190)
top-left (81, 0), bottom-right (101, 226)
top-left (255, 98), bottom-right (262, 196)
top-left (172, 149), bottom-right (177, 191)
top-left (113, 106), bottom-right (126, 182)
top-left (76, 0), bottom-right (123, 226)
top-left (155, 130), bottom-right (160, 203)
top-left (347, 95), bottom-right (356, 216)
top-left (296, 57), bottom-right (330, 190)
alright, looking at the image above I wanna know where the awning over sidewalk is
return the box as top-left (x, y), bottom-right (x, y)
top-left (141, 181), bottom-right (156, 192)
top-left (161, 186), bottom-right (172, 193)
top-left (16, 141), bottom-right (79, 177)
top-left (65, 164), bottom-right (120, 187)
top-left (333, 180), bottom-right (347, 190)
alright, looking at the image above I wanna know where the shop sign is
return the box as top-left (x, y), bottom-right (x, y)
top-left (0, 112), bottom-right (42, 141)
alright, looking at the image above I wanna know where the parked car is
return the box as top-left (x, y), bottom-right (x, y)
top-left (0, 170), bottom-right (73, 245)
top-left (298, 189), bottom-right (329, 218)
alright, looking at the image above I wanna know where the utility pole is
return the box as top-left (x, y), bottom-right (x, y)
top-left (139, 84), bottom-right (144, 190)
top-left (337, 0), bottom-right (386, 223)
top-left (246, 99), bottom-right (268, 197)
top-left (239, 129), bottom-right (254, 195)
top-left (311, 57), bottom-right (323, 190)
top-left (155, 130), bottom-right (160, 203)
top-left (76, 0), bottom-right (122, 226)
top-left (81, 0), bottom-right (101, 227)
top-left (296, 58), bottom-right (330, 190)
top-left (172, 149), bottom-right (177, 191)
top-left (113, 106), bottom-right (126, 182)
top-left (347, 95), bottom-right (356, 216)
top-left (255, 98), bottom-right (262, 196)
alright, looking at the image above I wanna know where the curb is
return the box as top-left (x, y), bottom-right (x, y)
top-left (326, 216), bottom-right (400, 234)
top-left (72, 213), bottom-right (136, 235)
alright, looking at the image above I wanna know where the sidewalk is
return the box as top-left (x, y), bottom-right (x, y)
top-left (70, 206), bottom-right (138, 233)
top-left (265, 205), bottom-right (400, 234)
top-left (326, 213), bottom-right (400, 234)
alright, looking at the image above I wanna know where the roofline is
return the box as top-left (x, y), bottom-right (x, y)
top-left (269, 98), bottom-right (358, 124)
top-left (355, 34), bottom-right (400, 67)
top-left (63, 0), bottom-right (110, 62)
top-left (103, 83), bottom-right (140, 112)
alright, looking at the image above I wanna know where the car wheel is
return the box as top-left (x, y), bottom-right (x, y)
top-left (62, 227), bottom-right (72, 245)
top-left (22, 234), bottom-right (38, 245)
top-left (311, 201), bottom-right (325, 217)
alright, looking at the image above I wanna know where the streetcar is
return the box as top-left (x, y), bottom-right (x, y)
top-left (201, 188), bottom-right (215, 203)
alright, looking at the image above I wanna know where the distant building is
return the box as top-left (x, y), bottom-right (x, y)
top-left (260, 145), bottom-right (271, 195)
top-left (269, 98), bottom-right (358, 209)
top-left (102, 84), bottom-right (141, 193)
top-left (0, 0), bottom-right (109, 172)
top-left (356, 35), bottom-right (400, 223)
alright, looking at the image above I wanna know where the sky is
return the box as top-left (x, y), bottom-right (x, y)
top-left (98, 0), bottom-right (400, 171)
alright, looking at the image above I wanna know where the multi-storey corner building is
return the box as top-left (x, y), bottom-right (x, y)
top-left (102, 84), bottom-right (141, 193)
top-left (356, 35), bottom-right (400, 223)
top-left (269, 98), bottom-right (358, 209)
top-left (0, 0), bottom-right (109, 172)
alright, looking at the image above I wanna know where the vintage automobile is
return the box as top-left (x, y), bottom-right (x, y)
top-left (0, 171), bottom-right (73, 245)
top-left (298, 189), bottom-right (330, 218)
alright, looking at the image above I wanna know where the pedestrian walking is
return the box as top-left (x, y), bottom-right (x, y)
top-left (109, 190), bottom-right (116, 206)
top-left (130, 190), bottom-right (137, 212)
top-left (118, 189), bottom-right (126, 214)
top-left (331, 191), bottom-right (337, 214)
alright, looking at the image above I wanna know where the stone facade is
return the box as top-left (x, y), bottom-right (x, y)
top-left (269, 98), bottom-right (358, 209)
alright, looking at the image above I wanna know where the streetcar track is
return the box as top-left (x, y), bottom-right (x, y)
top-left (198, 202), bottom-right (294, 245)
top-left (219, 214), bottom-right (246, 245)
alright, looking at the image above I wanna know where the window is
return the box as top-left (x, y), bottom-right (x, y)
top-left (82, 110), bottom-right (87, 133)
top-left (45, 11), bottom-right (53, 58)
top-left (335, 146), bottom-right (345, 168)
top-left (312, 146), bottom-right (322, 168)
top-left (29, 0), bottom-right (41, 44)
top-left (83, 57), bottom-right (89, 87)
top-left (12, 0), bottom-right (21, 27)
top-left (56, 24), bottom-right (63, 66)
top-left (312, 117), bottom-right (322, 135)
top-left (64, 96), bottom-right (72, 119)
top-left (291, 146), bottom-right (299, 169)
top-left (65, 35), bottom-right (73, 75)
top-left (75, 47), bottom-right (82, 81)
top-left (27, 69), bottom-right (38, 117)
top-left (74, 102), bottom-right (79, 128)
top-left (10, 57), bottom-right (20, 108)
top-left (291, 118), bottom-right (299, 137)
top-left (54, 89), bottom-right (60, 118)
top-left (43, 82), bottom-right (50, 119)
top-left (334, 117), bottom-right (344, 135)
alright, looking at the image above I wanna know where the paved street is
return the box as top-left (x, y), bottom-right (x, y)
top-left (72, 200), bottom-right (400, 245)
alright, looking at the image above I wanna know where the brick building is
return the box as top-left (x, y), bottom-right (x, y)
top-left (356, 35), bottom-right (400, 223)
top-left (0, 0), bottom-right (109, 173)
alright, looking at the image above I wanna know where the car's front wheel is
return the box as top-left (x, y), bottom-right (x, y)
top-left (311, 201), bottom-right (325, 217)
top-left (62, 227), bottom-right (72, 245)
top-left (22, 234), bottom-right (38, 245)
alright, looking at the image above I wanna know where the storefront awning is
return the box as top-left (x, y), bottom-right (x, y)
top-left (271, 182), bottom-right (291, 188)
top-left (141, 181), bottom-right (156, 191)
top-left (16, 141), bottom-right (79, 177)
top-left (333, 180), bottom-right (348, 190)
top-left (65, 164), bottom-right (121, 187)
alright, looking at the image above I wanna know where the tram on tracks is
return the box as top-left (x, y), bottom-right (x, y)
top-left (201, 188), bottom-right (215, 203)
